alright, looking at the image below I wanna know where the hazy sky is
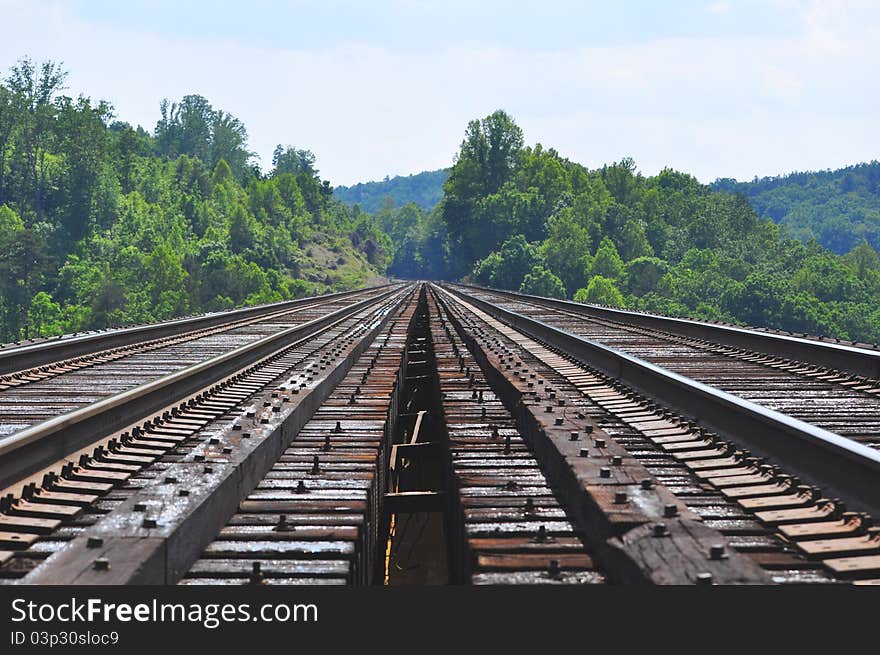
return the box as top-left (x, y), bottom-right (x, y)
top-left (1, 0), bottom-right (877, 186)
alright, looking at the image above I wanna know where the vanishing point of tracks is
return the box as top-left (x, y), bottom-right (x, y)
top-left (1, 282), bottom-right (878, 585)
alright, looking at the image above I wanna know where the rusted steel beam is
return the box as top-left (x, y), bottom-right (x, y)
top-left (434, 286), bottom-right (771, 584)
top-left (21, 291), bottom-right (412, 585)
top-left (443, 284), bottom-right (880, 519)
top-left (0, 288), bottom-right (402, 490)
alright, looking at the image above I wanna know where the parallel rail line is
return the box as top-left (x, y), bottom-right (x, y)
top-left (0, 282), bottom-right (877, 584)
top-left (451, 284), bottom-right (880, 450)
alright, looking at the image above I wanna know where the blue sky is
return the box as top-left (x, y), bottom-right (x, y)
top-left (1, 1), bottom-right (877, 185)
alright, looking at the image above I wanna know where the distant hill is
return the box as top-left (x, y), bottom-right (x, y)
top-left (712, 162), bottom-right (880, 254)
top-left (334, 169), bottom-right (447, 213)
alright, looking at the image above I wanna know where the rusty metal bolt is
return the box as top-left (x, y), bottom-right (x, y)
top-left (614, 491), bottom-right (628, 504)
top-left (274, 515), bottom-right (293, 532)
top-left (599, 467), bottom-right (611, 478)
top-left (652, 523), bottom-right (669, 537)
top-left (249, 561), bottom-right (265, 585)
top-left (664, 504), bottom-right (679, 518)
top-left (709, 544), bottom-right (727, 560)
top-left (93, 558), bottom-right (110, 571)
top-left (87, 537), bottom-right (103, 549)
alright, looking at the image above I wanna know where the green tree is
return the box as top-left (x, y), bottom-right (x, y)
top-left (539, 208), bottom-right (591, 294)
top-left (520, 265), bottom-right (566, 298)
top-left (590, 236), bottom-right (625, 280)
top-left (28, 291), bottom-right (62, 336)
top-left (443, 110), bottom-right (524, 270)
top-left (574, 276), bottom-right (625, 307)
top-left (472, 235), bottom-right (541, 290)
top-left (618, 219), bottom-right (654, 260)
top-left (626, 256), bottom-right (668, 295)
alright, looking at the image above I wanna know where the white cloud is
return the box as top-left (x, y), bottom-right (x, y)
top-left (0, 0), bottom-right (877, 185)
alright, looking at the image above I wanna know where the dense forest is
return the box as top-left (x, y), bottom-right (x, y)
top-left (713, 163), bottom-right (880, 254)
top-left (0, 58), bottom-right (390, 342)
top-left (2, 57), bottom-right (877, 346)
top-left (334, 169), bottom-right (447, 214)
top-left (381, 111), bottom-right (880, 343)
top-left (339, 164), bottom-right (880, 260)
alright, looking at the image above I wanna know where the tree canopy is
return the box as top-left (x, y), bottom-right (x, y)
top-left (377, 110), bottom-right (880, 344)
top-left (0, 57), bottom-right (389, 341)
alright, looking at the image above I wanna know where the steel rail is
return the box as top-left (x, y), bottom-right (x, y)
top-left (0, 286), bottom-right (404, 490)
top-left (20, 286), bottom-right (415, 585)
top-left (440, 283), bottom-right (880, 517)
top-left (0, 285), bottom-right (391, 375)
top-left (453, 283), bottom-right (880, 379)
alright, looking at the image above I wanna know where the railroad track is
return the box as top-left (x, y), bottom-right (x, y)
top-left (450, 284), bottom-right (880, 450)
top-left (1, 282), bottom-right (878, 584)
top-left (0, 287), bottom-right (397, 487)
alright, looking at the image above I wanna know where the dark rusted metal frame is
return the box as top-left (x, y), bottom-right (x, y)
top-left (21, 287), bottom-right (417, 584)
top-left (445, 284), bottom-right (880, 517)
top-left (0, 287), bottom-right (403, 490)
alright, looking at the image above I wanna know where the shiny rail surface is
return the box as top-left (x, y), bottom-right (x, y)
top-left (457, 284), bottom-right (880, 378)
top-left (2, 282), bottom-right (878, 585)
top-left (451, 284), bottom-right (880, 451)
top-left (0, 289), bottom-right (389, 442)
top-left (0, 286), bottom-right (388, 375)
